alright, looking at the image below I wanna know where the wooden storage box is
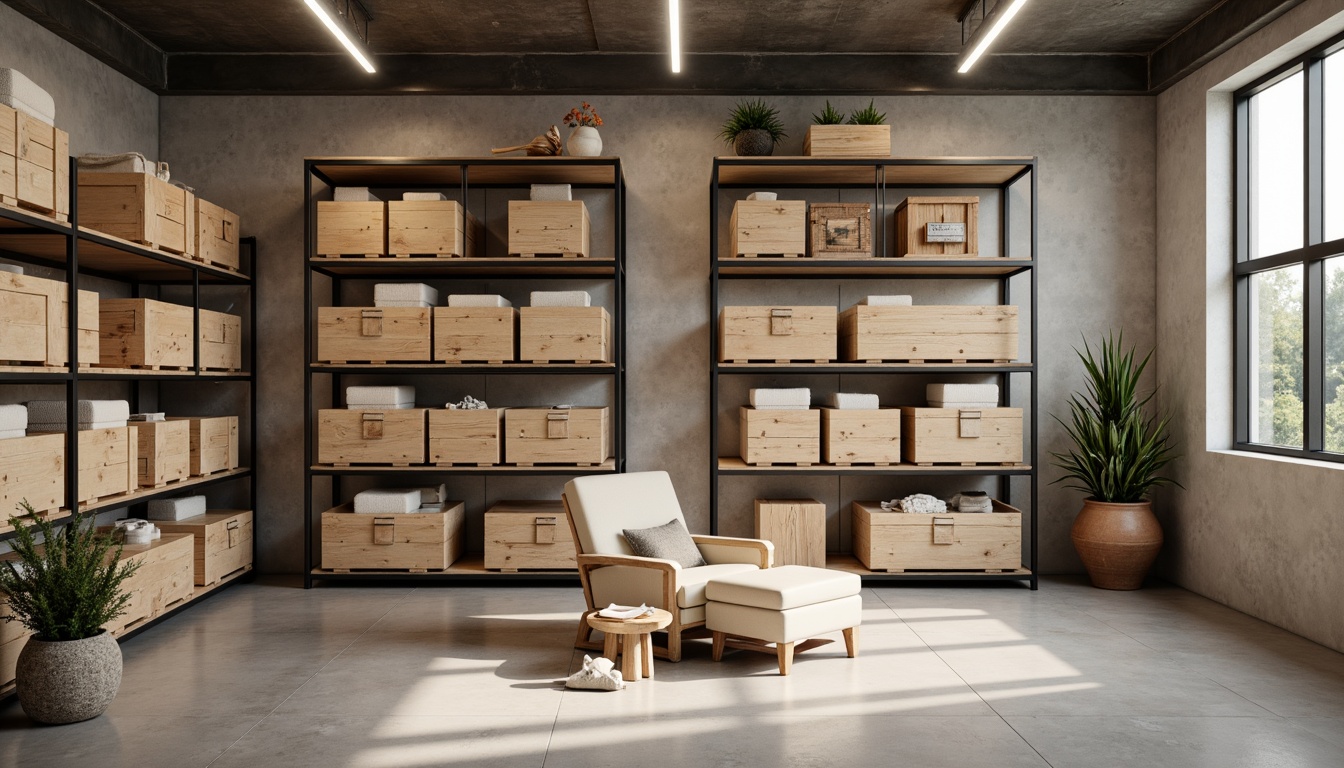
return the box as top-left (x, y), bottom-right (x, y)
top-left (79, 172), bottom-right (194, 256)
top-left (740, 406), bottom-right (821, 466)
top-left (0, 271), bottom-right (98, 366)
top-left (1, 107), bottom-right (70, 220)
top-left (195, 197), bottom-right (240, 271)
top-left (729, 199), bottom-right (806, 258)
top-left (895, 196), bottom-right (980, 258)
top-left (484, 500), bottom-right (577, 571)
top-left (505, 407), bottom-right (609, 466)
top-left (317, 200), bottom-right (385, 257)
top-left (99, 298), bottom-right (193, 369)
top-left (0, 597), bottom-right (32, 691)
top-left (852, 499), bottom-right (1022, 572)
top-left (433, 307), bottom-right (516, 363)
top-left (156, 510), bottom-right (254, 586)
top-left (170, 415), bottom-right (239, 475)
top-left (822, 408), bottom-right (901, 465)
top-left (901, 407), bottom-right (1023, 465)
top-left (809, 202), bottom-right (873, 258)
top-left (428, 407), bottom-right (503, 466)
top-left (106, 533), bottom-right (195, 633)
top-left (316, 307), bottom-right (430, 363)
top-left (518, 306), bottom-right (610, 363)
top-left (840, 305), bottom-right (1018, 363)
top-left (75, 426), bottom-right (137, 503)
top-left (754, 499), bottom-right (826, 567)
top-left (388, 200), bottom-right (481, 258)
top-left (507, 200), bottom-right (591, 257)
top-left (132, 419), bottom-right (190, 488)
top-left (321, 502), bottom-right (465, 571)
top-left (0, 104), bottom-right (14, 208)
top-left (317, 408), bottom-right (427, 466)
top-left (719, 305), bottom-right (838, 363)
top-left (0, 433), bottom-right (65, 515)
top-left (199, 307), bottom-right (242, 370)
top-left (803, 125), bottom-right (891, 158)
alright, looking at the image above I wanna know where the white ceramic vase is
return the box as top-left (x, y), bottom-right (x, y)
top-left (567, 126), bottom-right (603, 157)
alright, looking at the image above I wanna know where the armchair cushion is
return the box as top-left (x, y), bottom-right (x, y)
top-left (565, 472), bottom-right (687, 556)
top-left (588, 562), bottom-right (759, 612)
top-left (623, 519), bottom-right (707, 568)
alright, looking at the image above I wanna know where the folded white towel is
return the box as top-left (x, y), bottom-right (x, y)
top-left (0, 404), bottom-right (26, 432)
top-left (829, 393), bottom-right (880, 410)
top-left (0, 264), bottom-right (23, 275)
top-left (147, 495), bottom-right (208, 521)
top-left (859, 295), bottom-right (913, 306)
top-left (530, 184), bottom-right (572, 202)
top-left (346, 386), bottom-right (415, 408)
top-left (334, 187), bottom-right (378, 202)
top-left (746, 192), bottom-right (778, 201)
top-left (77, 152), bottom-right (155, 175)
top-left (1, 96), bottom-right (53, 125)
top-left (403, 192), bottom-right (447, 201)
top-left (448, 294), bottom-right (511, 308)
top-left (26, 400), bottom-right (130, 425)
top-left (353, 488), bottom-right (421, 514)
top-left (0, 429), bottom-right (26, 439)
top-left (530, 291), bottom-right (591, 307)
top-left (374, 283), bottom-right (438, 305)
top-left (927, 383), bottom-right (998, 405)
top-left (749, 388), bottom-right (811, 408)
top-left (0, 69), bottom-right (55, 124)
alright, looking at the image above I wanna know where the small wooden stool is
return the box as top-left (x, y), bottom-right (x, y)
top-left (585, 609), bottom-right (673, 682)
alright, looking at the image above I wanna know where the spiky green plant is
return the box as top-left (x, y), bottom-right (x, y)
top-left (719, 99), bottom-right (787, 144)
top-left (0, 503), bottom-right (140, 641)
top-left (846, 99), bottom-right (887, 125)
top-left (812, 100), bottom-right (845, 125)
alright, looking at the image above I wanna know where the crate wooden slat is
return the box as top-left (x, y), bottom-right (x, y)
top-left (195, 197), bottom-right (240, 271)
top-left (98, 298), bottom-right (194, 369)
top-left (719, 305), bottom-right (837, 363)
top-left (484, 500), bottom-right (577, 571)
top-left (199, 308), bottom-right (243, 371)
top-left (895, 196), bottom-right (980, 259)
top-left (507, 200), bottom-right (590, 257)
top-left (0, 271), bottom-right (98, 366)
top-left (79, 172), bottom-right (195, 256)
top-left (740, 406), bottom-right (821, 466)
top-left (388, 200), bottom-right (481, 258)
top-left (156, 510), bottom-right (254, 587)
top-left (754, 499), bottom-right (826, 567)
top-left (132, 419), bottom-right (190, 488)
top-left (729, 200), bottom-right (806, 258)
top-left (105, 533), bottom-right (196, 634)
top-left (317, 408), bottom-right (427, 466)
top-left (900, 407), bottom-right (1024, 465)
top-left (316, 306), bottom-right (430, 363)
top-left (428, 407), bottom-right (503, 466)
top-left (852, 499), bottom-right (1022, 572)
top-left (840, 305), bottom-right (1018, 363)
top-left (0, 433), bottom-right (65, 515)
top-left (433, 307), bottom-right (516, 363)
top-left (821, 407), bottom-right (901, 465)
top-left (321, 502), bottom-right (465, 571)
top-left (0, 104), bottom-right (15, 205)
top-left (518, 306), bottom-right (610, 363)
top-left (504, 407), bottom-right (608, 466)
top-left (317, 200), bottom-right (385, 257)
top-left (170, 415), bottom-right (239, 476)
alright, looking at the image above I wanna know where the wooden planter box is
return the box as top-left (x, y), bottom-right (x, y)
top-left (840, 305), bottom-right (1018, 363)
top-left (719, 305), bottom-right (837, 363)
top-left (316, 201), bottom-right (385, 257)
top-left (433, 307), bottom-right (516, 363)
top-left (729, 200), bottom-right (806, 258)
top-left (803, 125), bottom-right (891, 158)
top-left (321, 502), bottom-right (465, 572)
top-left (0, 271), bottom-right (98, 367)
top-left (505, 407), bottom-right (609, 466)
top-left (900, 407), bottom-right (1023, 466)
top-left (1, 107), bottom-right (70, 221)
top-left (317, 408), bottom-right (427, 466)
top-left (852, 499), bottom-right (1022, 572)
top-left (316, 307), bottom-right (431, 363)
top-left (484, 500), bottom-right (577, 571)
top-left (822, 408), bottom-right (901, 465)
top-left (199, 307), bottom-right (242, 371)
top-left (79, 172), bottom-right (195, 256)
top-left (428, 407), bottom-right (503, 466)
top-left (169, 415), bottom-right (239, 476)
top-left (156, 510), bottom-right (254, 586)
top-left (388, 200), bottom-right (481, 258)
top-left (895, 196), bottom-right (980, 258)
top-left (754, 499), bottom-right (826, 567)
top-left (195, 197), bottom-right (240, 271)
top-left (98, 298), bottom-right (193, 370)
top-left (106, 533), bottom-right (195, 634)
top-left (507, 200), bottom-right (591, 257)
top-left (518, 306), bottom-right (610, 363)
top-left (809, 202), bottom-right (873, 258)
top-left (75, 426), bottom-right (138, 503)
top-left (0, 433), bottom-right (65, 515)
top-left (740, 406), bottom-right (821, 466)
top-left (132, 419), bottom-right (190, 488)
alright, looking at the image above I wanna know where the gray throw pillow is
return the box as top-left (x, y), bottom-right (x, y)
top-left (622, 519), bottom-right (707, 569)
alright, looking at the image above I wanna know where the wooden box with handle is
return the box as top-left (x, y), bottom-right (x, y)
top-left (156, 510), bottom-right (254, 586)
top-left (484, 500), bottom-right (577, 571)
top-left (316, 306), bottom-right (431, 363)
top-left (321, 502), bottom-right (465, 571)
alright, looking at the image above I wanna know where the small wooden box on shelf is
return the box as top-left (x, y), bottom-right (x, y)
top-left (171, 415), bottom-right (239, 475)
top-left (484, 500), bottom-right (577, 571)
top-left (195, 198), bottom-right (241, 271)
top-left (508, 200), bottom-right (591, 257)
top-left (852, 499), bottom-right (1022, 572)
top-left (132, 419), bottom-right (190, 488)
top-left (433, 307), bottom-right (516, 363)
top-left (316, 307), bottom-right (431, 363)
top-left (719, 305), bottom-right (837, 363)
top-left (894, 196), bottom-right (980, 259)
top-left (98, 298), bottom-right (193, 370)
top-left (428, 407), bottom-right (504, 466)
top-left (199, 308), bottom-right (243, 371)
top-left (75, 426), bottom-right (138, 503)
top-left (803, 125), bottom-right (891, 158)
top-left (900, 407), bottom-right (1023, 465)
top-left (105, 533), bottom-right (195, 634)
top-left (388, 200), bottom-right (481, 258)
top-left (1, 106), bottom-right (70, 221)
top-left (321, 502), bottom-right (465, 572)
top-left (729, 200), bottom-right (806, 258)
top-left (317, 200), bottom-right (385, 257)
top-left (79, 172), bottom-right (195, 257)
top-left (821, 408), bottom-right (901, 465)
top-left (0, 271), bottom-right (98, 367)
top-left (0, 433), bottom-right (64, 515)
top-left (518, 306), bottom-right (610, 363)
top-left (740, 407), bottom-right (820, 466)
top-left (809, 203), bottom-right (873, 258)
top-left (754, 499), bottom-right (826, 567)
top-left (317, 408), bottom-right (427, 466)
top-left (505, 407), bottom-right (609, 466)
top-left (156, 510), bottom-right (254, 587)
top-left (839, 305), bottom-right (1018, 363)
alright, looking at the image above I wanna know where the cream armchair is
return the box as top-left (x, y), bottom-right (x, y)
top-left (562, 471), bottom-right (773, 662)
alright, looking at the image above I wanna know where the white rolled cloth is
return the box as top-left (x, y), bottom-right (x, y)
top-left (26, 400), bottom-right (130, 425)
top-left (859, 295), bottom-right (913, 306)
top-left (334, 187), bottom-right (378, 202)
top-left (448, 294), bottom-right (511, 308)
top-left (529, 291), bottom-right (591, 307)
top-left (749, 388), bottom-right (811, 408)
top-left (346, 386), bottom-right (415, 408)
top-left (530, 184), bottom-right (572, 201)
top-left (746, 192), bottom-right (778, 201)
top-left (403, 192), bottom-right (447, 201)
top-left (374, 283), bottom-right (438, 306)
top-left (0, 429), bottom-right (26, 439)
top-left (926, 383), bottom-right (999, 406)
top-left (0, 69), bottom-right (55, 124)
top-left (0, 404), bottom-right (27, 431)
top-left (829, 393), bottom-right (880, 410)
top-left (0, 264), bottom-right (23, 275)
top-left (353, 489), bottom-right (421, 514)
top-left (147, 495), bottom-right (208, 521)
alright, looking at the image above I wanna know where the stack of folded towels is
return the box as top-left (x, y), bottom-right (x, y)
top-left (374, 283), bottom-right (438, 308)
top-left (927, 383), bottom-right (999, 408)
top-left (352, 485), bottom-right (447, 514)
top-left (0, 69), bottom-right (55, 125)
top-left (950, 491), bottom-right (993, 513)
top-left (858, 295), bottom-right (913, 306)
top-left (346, 386), bottom-right (415, 410)
top-left (334, 187), bottom-right (379, 202)
top-left (530, 184), bottom-right (572, 202)
top-left (0, 404), bottom-right (27, 439)
top-left (829, 392), bottom-right (880, 409)
top-left (448, 294), bottom-right (511, 307)
top-left (26, 400), bottom-right (129, 431)
top-left (749, 388), bottom-right (811, 410)
top-left (147, 495), bottom-right (207, 521)
top-left (403, 192), bottom-right (447, 201)
top-left (530, 290), bottom-right (590, 307)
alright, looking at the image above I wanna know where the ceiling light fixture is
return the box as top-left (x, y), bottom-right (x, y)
top-left (669, 0), bottom-right (682, 73)
top-left (304, 0), bottom-right (376, 74)
top-left (956, 0), bottom-right (1029, 74)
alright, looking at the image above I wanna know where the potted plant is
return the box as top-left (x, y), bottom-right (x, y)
top-left (720, 99), bottom-right (786, 157)
top-left (806, 99), bottom-right (891, 157)
top-left (563, 102), bottom-right (603, 157)
top-left (0, 503), bottom-right (140, 724)
top-left (1051, 334), bottom-right (1180, 590)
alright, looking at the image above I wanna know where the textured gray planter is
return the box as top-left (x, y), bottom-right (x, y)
top-left (17, 631), bottom-right (122, 724)
top-left (733, 129), bottom-right (775, 156)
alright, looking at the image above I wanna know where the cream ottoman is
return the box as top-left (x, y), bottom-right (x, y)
top-left (705, 565), bottom-right (861, 675)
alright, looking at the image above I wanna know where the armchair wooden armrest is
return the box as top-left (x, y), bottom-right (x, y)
top-left (577, 552), bottom-right (680, 574)
top-left (692, 535), bottom-right (774, 568)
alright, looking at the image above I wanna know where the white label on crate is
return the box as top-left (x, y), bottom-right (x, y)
top-left (925, 222), bottom-right (966, 243)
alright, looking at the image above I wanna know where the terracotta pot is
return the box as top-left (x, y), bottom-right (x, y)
top-left (733, 129), bottom-right (775, 156)
top-left (1071, 499), bottom-right (1163, 590)
top-left (16, 630), bottom-right (122, 724)
top-left (566, 126), bottom-right (603, 157)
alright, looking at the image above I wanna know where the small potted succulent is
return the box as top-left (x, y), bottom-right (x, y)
top-left (805, 99), bottom-right (891, 157)
top-left (563, 102), bottom-right (604, 157)
top-left (720, 99), bottom-right (786, 157)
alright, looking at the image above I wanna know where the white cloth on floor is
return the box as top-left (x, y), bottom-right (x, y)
top-left (0, 264), bottom-right (23, 275)
top-left (353, 489), bottom-right (421, 514)
top-left (334, 187), bottom-right (378, 202)
top-left (529, 291), bottom-right (591, 307)
top-left (564, 655), bottom-right (625, 691)
top-left (926, 383), bottom-right (998, 406)
top-left (859, 295), bottom-right (913, 306)
top-left (346, 386), bottom-right (415, 408)
top-left (746, 192), bottom-right (778, 201)
top-left (147, 495), bottom-right (208, 521)
top-left (0, 69), bottom-right (55, 124)
top-left (829, 392), bottom-right (880, 410)
top-left (530, 184), bottom-right (572, 201)
top-left (0, 429), bottom-right (25, 439)
top-left (0, 404), bottom-right (27, 432)
top-left (374, 283), bottom-right (438, 306)
top-left (749, 388), bottom-right (811, 408)
top-left (402, 192), bottom-right (447, 201)
top-left (447, 294), bottom-right (511, 308)
top-left (27, 399), bottom-right (130, 426)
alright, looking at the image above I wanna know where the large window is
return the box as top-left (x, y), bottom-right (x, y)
top-left (1236, 36), bottom-right (1344, 459)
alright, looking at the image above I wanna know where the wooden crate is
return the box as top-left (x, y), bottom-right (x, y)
top-left (507, 200), bottom-right (591, 257)
top-left (169, 415), bottom-right (239, 476)
top-left (388, 200), bottom-right (482, 258)
top-left (321, 502), bottom-right (465, 571)
top-left (484, 500), bottom-right (577, 571)
top-left (156, 510), bottom-right (254, 586)
top-left (428, 407), bottom-right (503, 466)
top-left (106, 533), bottom-right (195, 634)
top-left (852, 499), bottom-right (1022, 572)
top-left (729, 200), bottom-right (806, 258)
top-left (719, 305), bottom-right (837, 363)
top-left (0, 271), bottom-right (98, 366)
top-left (4, 111), bottom-right (70, 220)
top-left (0, 433), bottom-right (65, 515)
top-left (98, 298), bottom-right (193, 370)
top-left (433, 307), bottom-right (516, 363)
top-left (518, 306), bottom-right (610, 363)
top-left (0, 104), bottom-right (14, 206)
top-left (132, 419), bottom-right (190, 488)
top-left (199, 307), bottom-right (242, 371)
top-left (317, 408), bottom-right (427, 466)
top-left (317, 201), bottom-right (385, 257)
top-left (803, 125), bottom-right (891, 158)
top-left (895, 196), bottom-right (980, 258)
top-left (75, 426), bottom-right (138, 503)
top-left (740, 406), bottom-right (821, 466)
top-left (809, 202), bottom-right (873, 258)
top-left (901, 407), bottom-right (1023, 465)
top-left (316, 307), bottom-right (431, 363)
top-left (79, 172), bottom-right (195, 256)
top-left (195, 197), bottom-right (240, 271)
top-left (0, 597), bottom-right (33, 691)
top-left (822, 408), bottom-right (901, 465)
top-left (840, 305), bottom-right (1018, 363)
top-left (505, 407), bottom-right (609, 466)
top-left (754, 498), bottom-right (826, 567)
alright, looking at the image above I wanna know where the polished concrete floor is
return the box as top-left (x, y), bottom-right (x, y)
top-left (3, 576), bottom-right (1344, 767)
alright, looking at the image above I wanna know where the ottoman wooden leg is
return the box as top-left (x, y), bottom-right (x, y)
top-left (621, 635), bottom-right (641, 682)
top-left (641, 633), bottom-right (654, 679)
top-left (777, 641), bottom-right (795, 676)
top-left (712, 631), bottom-right (726, 661)
top-left (843, 626), bottom-right (858, 658)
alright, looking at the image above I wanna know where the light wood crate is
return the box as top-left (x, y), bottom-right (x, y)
top-left (0, 271), bottom-right (98, 366)
top-left (321, 502), bottom-right (465, 572)
top-left (316, 307), bottom-right (430, 363)
top-left (79, 172), bottom-right (195, 256)
top-left (433, 307), bottom-right (516, 363)
top-left (809, 202), bottom-right (873, 258)
top-left (518, 306), bottom-right (610, 363)
top-left (740, 406), bottom-right (821, 466)
top-left (0, 104), bottom-right (14, 207)
top-left (754, 498), bottom-right (826, 567)
top-left (156, 510), bottom-right (254, 586)
top-left (485, 500), bottom-right (577, 571)
top-left (1, 109), bottom-right (70, 220)
top-left (98, 298), bottom-right (193, 369)
top-left (900, 407), bottom-right (1023, 466)
top-left (169, 415), bottom-right (239, 476)
top-left (507, 200), bottom-right (591, 257)
top-left (840, 304), bottom-right (1018, 363)
top-left (132, 419), bottom-right (190, 488)
top-left (895, 196), bottom-right (980, 258)
top-left (803, 125), bottom-right (890, 157)
top-left (719, 305), bottom-right (837, 363)
top-left (195, 197), bottom-right (240, 271)
top-left (428, 407), bottom-right (503, 466)
top-left (0, 433), bottom-right (65, 515)
top-left (317, 201), bottom-right (385, 257)
top-left (822, 408), bottom-right (901, 465)
top-left (106, 533), bottom-right (195, 633)
top-left (852, 499), bottom-right (1022, 572)
top-left (0, 597), bottom-right (32, 691)
top-left (317, 408), bottom-right (427, 466)
top-left (388, 200), bottom-right (481, 258)
top-left (199, 307), bottom-right (242, 370)
top-left (505, 407), bottom-right (609, 466)
top-left (74, 426), bottom-right (138, 503)
top-left (729, 200), bottom-right (806, 258)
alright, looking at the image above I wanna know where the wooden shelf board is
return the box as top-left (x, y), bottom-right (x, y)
top-left (311, 553), bottom-right (579, 580)
top-left (79, 468), bottom-right (252, 513)
top-left (307, 156), bottom-right (621, 187)
top-left (310, 362), bottom-right (616, 373)
top-left (825, 554), bottom-right (1033, 580)
top-left (714, 156), bottom-right (1033, 187)
top-left (0, 202), bottom-right (71, 234)
top-left (718, 457), bottom-right (1032, 475)
top-left (0, 228), bottom-right (249, 283)
top-left (717, 258), bottom-right (1033, 277)
top-left (310, 459), bottom-right (616, 475)
top-left (716, 362), bottom-right (1032, 373)
top-left (309, 256), bottom-right (616, 277)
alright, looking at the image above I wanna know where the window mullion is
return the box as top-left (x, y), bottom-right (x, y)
top-left (1306, 258), bottom-right (1325, 452)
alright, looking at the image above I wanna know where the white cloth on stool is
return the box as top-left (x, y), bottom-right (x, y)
top-left (353, 489), bottom-right (421, 514)
top-left (926, 383), bottom-right (998, 406)
top-left (374, 283), bottom-right (438, 306)
top-left (859, 295), bottom-right (913, 306)
top-left (334, 187), bottom-right (378, 202)
top-left (829, 393), bottom-right (880, 410)
top-left (147, 495), bottom-right (207, 521)
top-left (346, 386), bottom-right (415, 409)
top-left (26, 400), bottom-right (130, 426)
top-left (402, 192), bottom-right (447, 201)
top-left (529, 291), bottom-right (591, 307)
top-left (448, 294), bottom-right (511, 308)
top-left (530, 184), bottom-right (572, 202)
top-left (749, 388), bottom-right (811, 408)
top-left (0, 69), bottom-right (55, 124)
top-left (0, 404), bottom-right (27, 432)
